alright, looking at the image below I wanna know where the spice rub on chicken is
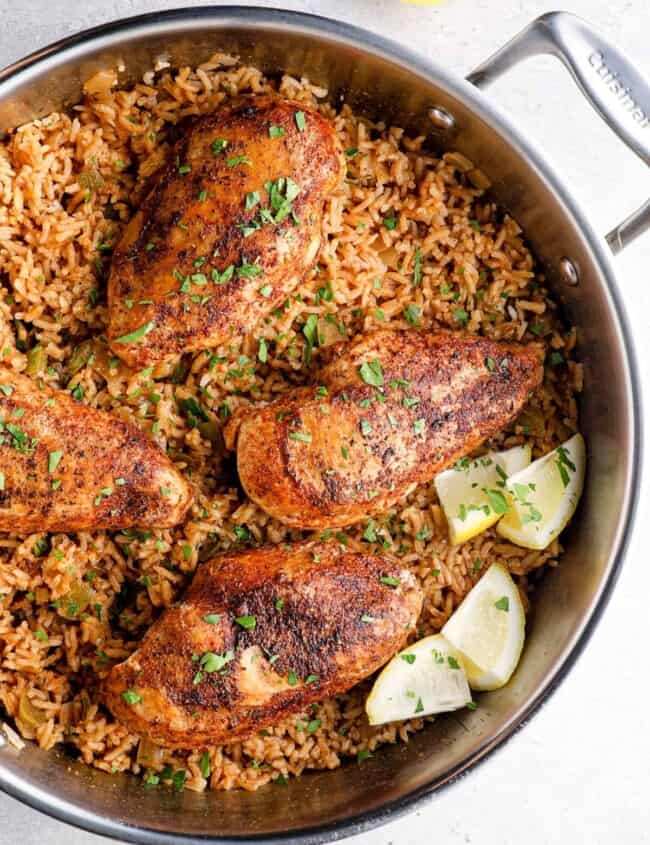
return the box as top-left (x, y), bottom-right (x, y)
top-left (103, 540), bottom-right (423, 748)
top-left (0, 368), bottom-right (191, 533)
top-left (227, 330), bottom-right (543, 530)
top-left (107, 94), bottom-right (344, 368)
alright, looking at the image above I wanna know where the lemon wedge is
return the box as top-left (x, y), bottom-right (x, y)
top-left (441, 563), bottom-right (525, 691)
top-left (366, 634), bottom-right (471, 725)
top-left (496, 433), bottom-right (585, 550)
top-left (434, 445), bottom-right (531, 545)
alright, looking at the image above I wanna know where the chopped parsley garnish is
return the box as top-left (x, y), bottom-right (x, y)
top-left (403, 304), bottom-right (421, 326)
top-left (481, 487), bottom-right (508, 515)
top-left (233, 525), bottom-right (251, 541)
top-left (494, 596), bottom-right (509, 612)
top-left (413, 418), bottom-right (425, 436)
top-left (245, 190), bottom-right (260, 210)
top-left (238, 256), bottom-right (263, 278)
top-left (555, 445), bottom-right (576, 488)
top-left (383, 215), bottom-right (397, 230)
top-left (466, 700), bottom-right (478, 711)
top-left (203, 614), bottom-right (221, 625)
top-left (345, 146), bottom-right (359, 157)
top-left (287, 670), bottom-right (298, 686)
top-left (415, 697), bottom-right (424, 714)
top-left (48, 450), bottom-right (63, 473)
top-left (199, 751), bottom-right (211, 779)
top-left (199, 650), bottom-right (234, 673)
top-left (305, 674), bottom-right (318, 684)
top-left (235, 615), bottom-right (257, 630)
top-left (258, 337), bottom-right (268, 363)
top-left (3, 422), bottom-right (38, 454)
top-left (363, 519), bottom-right (377, 542)
top-left (379, 575), bottom-right (400, 587)
top-left (121, 689), bottom-right (142, 705)
top-left (289, 431), bottom-right (312, 443)
top-left (401, 653), bottom-right (416, 665)
top-left (259, 284), bottom-right (273, 297)
top-left (413, 248), bottom-right (422, 286)
top-left (357, 749), bottom-right (372, 763)
top-left (360, 419), bottom-right (373, 436)
top-left (211, 138), bottom-right (228, 155)
top-left (447, 656), bottom-right (460, 669)
top-left (269, 125), bottom-right (285, 138)
top-left (227, 155), bottom-right (252, 168)
top-left (294, 111), bottom-right (306, 131)
top-left (114, 322), bottom-right (155, 344)
top-left (485, 356), bottom-right (496, 373)
top-left (0, 385), bottom-right (13, 397)
top-left (453, 308), bottom-right (469, 326)
top-left (177, 163), bottom-right (191, 176)
top-left (172, 770), bottom-right (186, 792)
top-left (359, 359), bottom-right (384, 387)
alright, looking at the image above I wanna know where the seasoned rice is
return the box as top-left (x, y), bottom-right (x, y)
top-left (0, 53), bottom-right (580, 793)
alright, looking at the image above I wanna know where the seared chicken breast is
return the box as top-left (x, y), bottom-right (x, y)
top-left (108, 95), bottom-right (343, 368)
top-left (103, 540), bottom-right (423, 748)
top-left (0, 368), bottom-right (191, 532)
top-left (228, 330), bottom-right (543, 529)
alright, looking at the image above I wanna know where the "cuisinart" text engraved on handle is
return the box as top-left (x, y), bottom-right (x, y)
top-left (589, 51), bottom-right (649, 128)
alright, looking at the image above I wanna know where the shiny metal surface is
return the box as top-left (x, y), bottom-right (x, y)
top-left (0, 7), bottom-right (641, 844)
top-left (467, 11), bottom-right (650, 250)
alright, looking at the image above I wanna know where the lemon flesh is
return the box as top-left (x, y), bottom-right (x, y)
top-left (366, 634), bottom-right (471, 725)
top-left (497, 433), bottom-right (585, 550)
top-left (434, 445), bottom-right (531, 545)
top-left (442, 563), bottom-right (525, 691)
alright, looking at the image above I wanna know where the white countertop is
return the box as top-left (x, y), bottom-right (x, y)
top-left (0, 1), bottom-right (649, 842)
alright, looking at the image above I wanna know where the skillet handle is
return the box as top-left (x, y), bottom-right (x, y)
top-left (467, 11), bottom-right (650, 254)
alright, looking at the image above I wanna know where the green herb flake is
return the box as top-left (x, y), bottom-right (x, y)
top-left (245, 190), bottom-right (260, 210)
top-left (359, 359), bottom-right (384, 387)
top-left (294, 111), bottom-right (306, 132)
top-left (121, 689), bottom-right (142, 705)
top-left (360, 419), bottom-right (373, 437)
top-left (235, 614), bottom-right (257, 630)
top-left (114, 322), bottom-right (155, 345)
top-left (401, 653), bottom-right (416, 665)
top-left (453, 308), bottom-right (469, 326)
top-left (289, 431), bottom-right (312, 443)
top-left (403, 304), bottom-right (421, 326)
top-left (383, 215), bottom-right (397, 230)
top-left (211, 138), bottom-right (228, 155)
top-left (494, 596), bottom-right (510, 612)
top-left (413, 248), bottom-right (422, 286)
top-left (413, 418), bottom-right (425, 436)
top-left (379, 575), bottom-right (400, 587)
top-left (199, 751), bottom-right (211, 779)
top-left (227, 155), bottom-right (252, 168)
top-left (48, 450), bottom-right (63, 474)
top-left (203, 614), bottom-right (221, 625)
top-left (269, 125), bottom-right (285, 138)
top-left (257, 337), bottom-right (268, 364)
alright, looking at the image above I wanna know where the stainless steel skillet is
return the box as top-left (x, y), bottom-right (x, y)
top-left (0, 7), bottom-right (644, 843)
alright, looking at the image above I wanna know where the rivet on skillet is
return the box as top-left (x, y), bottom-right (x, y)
top-left (558, 257), bottom-right (580, 286)
top-left (428, 106), bottom-right (456, 131)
